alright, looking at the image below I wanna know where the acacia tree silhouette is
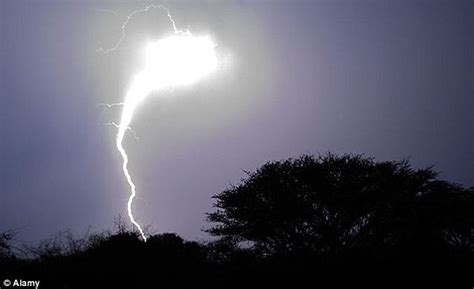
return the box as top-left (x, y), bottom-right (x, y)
top-left (207, 154), bottom-right (473, 263)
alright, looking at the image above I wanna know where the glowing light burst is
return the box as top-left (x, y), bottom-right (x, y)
top-left (104, 6), bottom-right (218, 241)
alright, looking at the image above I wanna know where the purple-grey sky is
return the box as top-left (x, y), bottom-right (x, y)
top-left (1, 0), bottom-right (473, 243)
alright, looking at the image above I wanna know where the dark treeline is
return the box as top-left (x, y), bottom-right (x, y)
top-left (1, 154), bottom-right (473, 288)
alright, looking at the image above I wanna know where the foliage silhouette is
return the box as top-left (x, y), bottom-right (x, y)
top-left (207, 154), bottom-right (473, 264)
top-left (0, 154), bottom-right (472, 288)
top-left (0, 230), bottom-right (16, 263)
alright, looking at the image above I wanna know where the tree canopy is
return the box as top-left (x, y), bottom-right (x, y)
top-left (207, 154), bottom-right (473, 261)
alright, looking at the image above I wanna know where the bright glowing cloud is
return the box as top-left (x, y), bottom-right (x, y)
top-left (145, 35), bottom-right (217, 89)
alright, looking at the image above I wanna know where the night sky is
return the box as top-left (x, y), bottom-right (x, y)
top-left (1, 0), bottom-right (473, 243)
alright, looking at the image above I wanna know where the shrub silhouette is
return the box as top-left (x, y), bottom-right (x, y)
top-left (0, 153), bottom-right (472, 287)
top-left (207, 154), bottom-right (473, 264)
top-left (0, 230), bottom-right (17, 264)
top-left (2, 229), bottom-right (215, 289)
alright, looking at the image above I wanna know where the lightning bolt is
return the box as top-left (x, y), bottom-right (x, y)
top-left (96, 102), bottom-right (125, 108)
top-left (116, 78), bottom-right (149, 241)
top-left (104, 122), bottom-right (139, 141)
top-left (100, 5), bottom-right (218, 242)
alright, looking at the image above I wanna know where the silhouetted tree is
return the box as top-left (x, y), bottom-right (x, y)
top-left (1, 154), bottom-right (472, 287)
top-left (207, 154), bottom-right (473, 263)
top-left (0, 230), bottom-right (15, 262)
